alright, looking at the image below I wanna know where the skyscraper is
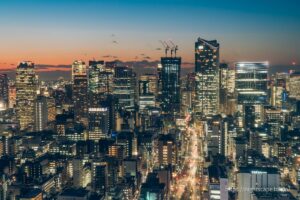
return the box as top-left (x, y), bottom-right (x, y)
top-left (157, 64), bottom-right (163, 96)
top-left (195, 38), bottom-right (220, 73)
top-left (88, 107), bottom-right (110, 140)
top-left (139, 74), bottom-right (157, 96)
top-left (157, 134), bottom-right (177, 167)
top-left (113, 66), bottom-right (136, 111)
top-left (72, 60), bottom-right (88, 124)
top-left (88, 60), bottom-right (105, 94)
top-left (16, 61), bottom-right (37, 130)
top-left (235, 62), bottom-right (268, 127)
top-left (235, 62), bottom-right (268, 105)
top-left (194, 37), bottom-right (220, 116)
top-left (288, 71), bottom-right (300, 100)
top-left (0, 74), bottom-right (9, 110)
top-left (161, 57), bottom-right (181, 114)
top-left (138, 74), bottom-right (157, 111)
top-left (34, 95), bottom-right (48, 132)
top-left (8, 83), bottom-right (16, 108)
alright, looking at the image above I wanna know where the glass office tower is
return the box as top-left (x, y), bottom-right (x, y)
top-left (194, 37), bottom-right (220, 116)
top-left (235, 62), bottom-right (269, 128)
top-left (235, 62), bottom-right (268, 105)
top-left (72, 60), bottom-right (88, 123)
top-left (113, 66), bottom-right (136, 111)
top-left (161, 57), bottom-right (181, 114)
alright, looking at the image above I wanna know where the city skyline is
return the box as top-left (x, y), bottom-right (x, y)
top-left (1, 2), bottom-right (300, 199)
top-left (0, 0), bottom-right (300, 79)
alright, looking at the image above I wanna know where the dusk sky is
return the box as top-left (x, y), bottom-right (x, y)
top-left (0, 0), bottom-right (299, 73)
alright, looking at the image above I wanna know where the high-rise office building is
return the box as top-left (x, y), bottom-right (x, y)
top-left (161, 57), bottom-right (181, 114)
top-left (235, 62), bottom-right (268, 127)
top-left (34, 95), bottom-right (48, 132)
top-left (235, 62), bottom-right (268, 105)
top-left (157, 64), bottom-right (163, 100)
top-left (72, 60), bottom-right (88, 124)
top-left (88, 107), bottom-right (110, 140)
top-left (207, 115), bottom-right (228, 157)
top-left (194, 37), bottom-right (220, 116)
top-left (116, 131), bottom-right (137, 157)
top-left (8, 83), bottom-right (16, 108)
top-left (88, 60), bottom-right (105, 94)
top-left (88, 60), bottom-right (114, 105)
top-left (157, 134), bottom-right (177, 167)
top-left (139, 74), bottom-right (157, 96)
top-left (16, 61), bottom-right (37, 130)
top-left (0, 74), bottom-right (8, 111)
top-left (47, 97), bottom-right (56, 122)
top-left (288, 71), bottom-right (300, 100)
top-left (92, 160), bottom-right (108, 195)
top-left (195, 37), bottom-right (220, 73)
top-left (219, 63), bottom-right (229, 114)
top-left (113, 66), bottom-right (136, 111)
top-left (138, 74), bottom-right (157, 111)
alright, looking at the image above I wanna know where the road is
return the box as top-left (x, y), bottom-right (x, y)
top-left (171, 120), bottom-right (205, 200)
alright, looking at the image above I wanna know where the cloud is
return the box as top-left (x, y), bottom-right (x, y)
top-left (115, 60), bottom-right (159, 73)
top-left (36, 64), bottom-right (71, 70)
top-left (0, 68), bottom-right (15, 72)
top-left (182, 62), bottom-right (194, 68)
top-left (112, 40), bottom-right (118, 44)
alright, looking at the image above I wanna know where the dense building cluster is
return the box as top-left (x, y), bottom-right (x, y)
top-left (0, 37), bottom-right (299, 200)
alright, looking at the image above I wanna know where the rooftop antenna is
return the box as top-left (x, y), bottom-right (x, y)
top-left (160, 40), bottom-right (170, 57)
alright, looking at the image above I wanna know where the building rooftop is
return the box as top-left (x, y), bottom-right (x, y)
top-left (208, 165), bottom-right (227, 184)
top-left (60, 188), bottom-right (89, 197)
top-left (252, 191), bottom-right (297, 200)
top-left (19, 188), bottom-right (42, 199)
top-left (239, 166), bottom-right (279, 174)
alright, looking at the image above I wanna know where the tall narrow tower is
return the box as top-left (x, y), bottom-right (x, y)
top-left (194, 37), bottom-right (220, 116)
top-left (161, 54), bottom-right (181, 114)
top-left (72, 60), bottom-right (88, 124)
top-left (16, 61), bottom-right (37, 130)
top-left (0, 73), bottom-right (9, 110)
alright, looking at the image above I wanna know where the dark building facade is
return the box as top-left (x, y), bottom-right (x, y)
top-left (0, 74), bottom-right (9, 110)
top-left (161, 57), bottom-right (181, 114)
top-left (72, 60), bottom-right (88, 124)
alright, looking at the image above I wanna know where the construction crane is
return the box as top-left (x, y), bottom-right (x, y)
top-left (169, 40), bottom-right (178, 57)
top-left (160, 40), bottom-right (170, 57)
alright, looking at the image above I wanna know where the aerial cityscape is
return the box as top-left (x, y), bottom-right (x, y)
top-left (0, 1), bottom-right (300, 200)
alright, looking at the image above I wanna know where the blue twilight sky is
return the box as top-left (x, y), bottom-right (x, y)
top-left (0, 0), bottom-right (299, 68)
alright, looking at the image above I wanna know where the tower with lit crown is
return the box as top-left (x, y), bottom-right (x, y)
top-left (72, 60), bottom-right (88, 124)
top-left (194, 37), bottom-right (220, 116)
top-left (16, 61), bottom-right (37, 130)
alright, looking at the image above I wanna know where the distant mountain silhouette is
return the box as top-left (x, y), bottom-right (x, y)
top-left (1, 61), bottom-right (297, 81)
